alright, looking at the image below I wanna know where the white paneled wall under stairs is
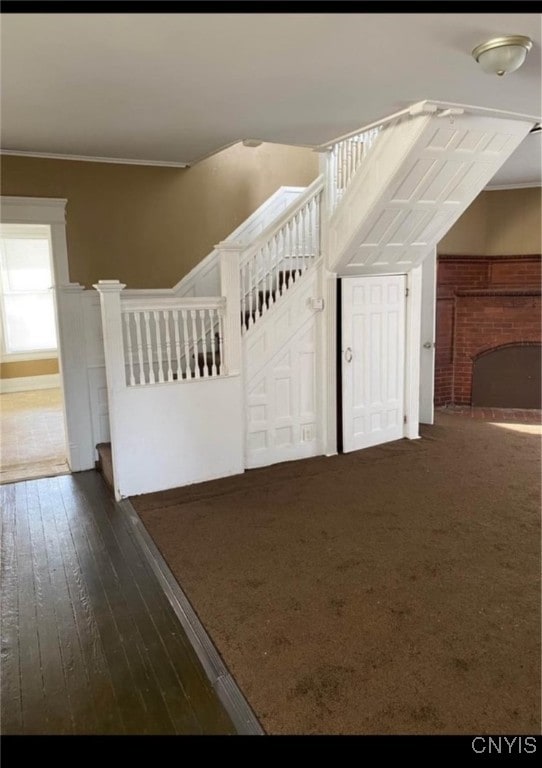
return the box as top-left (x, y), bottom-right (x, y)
top-left (90, 100), bottom-right (538, 498)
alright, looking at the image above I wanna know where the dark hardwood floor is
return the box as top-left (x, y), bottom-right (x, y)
top-left (0, 471), bottom-right (235, 735)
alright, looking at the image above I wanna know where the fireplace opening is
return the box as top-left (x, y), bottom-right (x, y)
top-left (472, 343), bottom-right (541, 409)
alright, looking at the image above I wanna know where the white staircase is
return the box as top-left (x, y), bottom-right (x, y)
top-left (94, 100), bottom-right (539, 498)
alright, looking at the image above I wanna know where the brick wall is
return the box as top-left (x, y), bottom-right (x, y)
top-left (435, 255), bottom-right (541, 405)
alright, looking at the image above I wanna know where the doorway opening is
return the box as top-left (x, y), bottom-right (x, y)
top-left (0, 222), bottom-right (69, 483)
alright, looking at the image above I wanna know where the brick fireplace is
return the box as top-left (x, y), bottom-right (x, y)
top-left (435, 255), bottom-right (541, 406)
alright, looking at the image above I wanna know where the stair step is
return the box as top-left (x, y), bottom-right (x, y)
top-left (96, 442), bottom-right (114, 492)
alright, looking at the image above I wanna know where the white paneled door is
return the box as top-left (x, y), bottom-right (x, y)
top-left (342, 274), bottom-right (406, 452)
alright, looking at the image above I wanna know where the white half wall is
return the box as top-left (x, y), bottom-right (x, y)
top-left (112, 376), bottom-right (244, 498)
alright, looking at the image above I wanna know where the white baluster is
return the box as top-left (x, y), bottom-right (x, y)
top-left (209, 308), bottom-right (218, 377)
top-left (259, 245), bottom-right (267, 317)
top-left (248, 257), bottom-right (254, 329)
top-left (253, 253), bottom-right (259, 322)
top-left (308, 198), bottom-right (314, 262)
top-left (301, 205), bottom-right (307, 272)
top-left (315, 192), bottom-right (321, 256)
top-left (355, 136), bottom-right (361, 173)
top-left (173, 309), bottom-right (182, 380)
top-left (218, 309), bottom-right (226, 375)
top-left (134, 311), bottom-right (145, 385)
top-left (163, 310), bottom-right (173, 382)
top-left (181, 309), bottom-right (191, 379)
top-left (240, 263), bottom-right (247, 333)
top-left (332, 145), bottom-right (338, 210)
top-left (190, 309), bottom-right (200, 379)
top-left (153, 310), bottom-right (164, 383)
top-left (293, 213), bottom-right (299, 278)
top-left (270, 234), bottom-right (277, 298)
top-left (143, 311), bottom-right (155, 384)
top-left (279, 226), bottom-right (288, 291)
top-left (337, 141), bottom-right (344, 195)
top-left (199, 309), bottom-right (209, 377)
top-left (266, 242), bottom-right (273, 310)
top-left (123, 312), bottom-right (136, 386)
top-left (288, 218), bottom-right (295, 283)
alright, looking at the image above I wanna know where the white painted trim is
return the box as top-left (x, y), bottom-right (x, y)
top-left (0, 149), bottom-right (189, 168)
top-left (323, 269), bottom-right (338, 456)
top-left (0, 196), bottom-right (68, 225)
top-left (419, 249), bottom-right (436, 426)
top-left (0, 196), bottom-right (96, 472)
top-left (404, 266), bottom-right (422, 440)
top-left (1, 350), bottom-right (58, 363)
top-left (0, 373), bottom-right (60, 393)
top-left (318, 168), bottom-right (338, 457)
top-left (485, 182), bottom-right (542, 191)
top-left (316, 99), bottom-right (540, 151)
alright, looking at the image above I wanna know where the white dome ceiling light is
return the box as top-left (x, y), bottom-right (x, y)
top-left (472, 35), bottom-right (533, 77)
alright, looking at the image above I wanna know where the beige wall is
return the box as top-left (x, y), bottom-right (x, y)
top-left (0, 358), bottom-right (59, 379)
top-left (438, 188), bottom-right (542, 256)
top-left (0, 143), bottom-right (319, 289)
top-left (485, 188), bottom-right (542, 255)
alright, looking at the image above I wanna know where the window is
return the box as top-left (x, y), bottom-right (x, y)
top-left (0, 224), bottom-right (58, 357)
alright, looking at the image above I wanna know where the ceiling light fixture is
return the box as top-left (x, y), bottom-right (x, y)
top-left (472, 35), bottom-right (533, 76)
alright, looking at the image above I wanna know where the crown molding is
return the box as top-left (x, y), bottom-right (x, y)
top-left (0, 149), bottom-right (189, 168)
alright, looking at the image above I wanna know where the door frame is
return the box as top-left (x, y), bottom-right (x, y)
top-left (0, 196), bottom-right (94, 471)
top-left (336, 266), bottom-right (422, 451)
top-left (419, 248), bottom-right (436, 424)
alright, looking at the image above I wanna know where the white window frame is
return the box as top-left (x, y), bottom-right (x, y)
top-left (0, 222), bottom-right (59, 361)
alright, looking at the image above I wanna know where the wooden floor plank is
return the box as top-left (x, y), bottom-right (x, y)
top-left (1, 471), bottom-right (235, 736)
top-left (25, 480), bottom-right (74, 734)
top-left (68, 475), bottom-right (196, 734)
top-left (49, 476), bottom-right (124, 735)
top-left (79, 474), bottom-right (234, 733)
top-left (14, 483), bottom-right (49, 733)
top-left (0, 484), bottom-right (23, 733)
top-left (66, 478), bottom-right (183, 734)
top-left (57, 478), bottom-right (153, 734)
top-left (36, 478), bottom-right (100, 734)
top-left (77, 473), bottom-right (233, 734)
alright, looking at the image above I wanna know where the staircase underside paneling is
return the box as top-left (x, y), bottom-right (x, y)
top-left (330, 112), bottom-right (534, 277)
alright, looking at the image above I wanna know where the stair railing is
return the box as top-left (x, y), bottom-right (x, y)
top-left (326, 125), bottom-right (382, 212)
top-left (95, 281), bottom-right (229, 389)
top-left (238, 175), bottom-right (324, 333)
top-left (120, 296), bottom-right (226, 385)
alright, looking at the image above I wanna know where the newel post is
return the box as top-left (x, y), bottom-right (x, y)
top-left (93, 280), bottom-right (127, 394)
top-left (216, 242), bottom-right (242, 376)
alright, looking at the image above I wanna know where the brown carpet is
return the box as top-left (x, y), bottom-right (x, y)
top-left (132, 413), bottom-right (541, 735)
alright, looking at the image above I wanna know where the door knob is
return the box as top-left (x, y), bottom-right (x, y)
top-left (423, 341), bottom-right (434, 349)
top-left (344, 347), bottom-right (353, 362)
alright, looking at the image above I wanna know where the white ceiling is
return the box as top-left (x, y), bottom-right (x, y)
top-left (1, 13), bottom-right (541, 185)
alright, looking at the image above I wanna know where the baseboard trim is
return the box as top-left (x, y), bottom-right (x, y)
top-left (119, 498), bottom-right (265, 735)
top-left (0, 373), bottom-right (60, 393)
